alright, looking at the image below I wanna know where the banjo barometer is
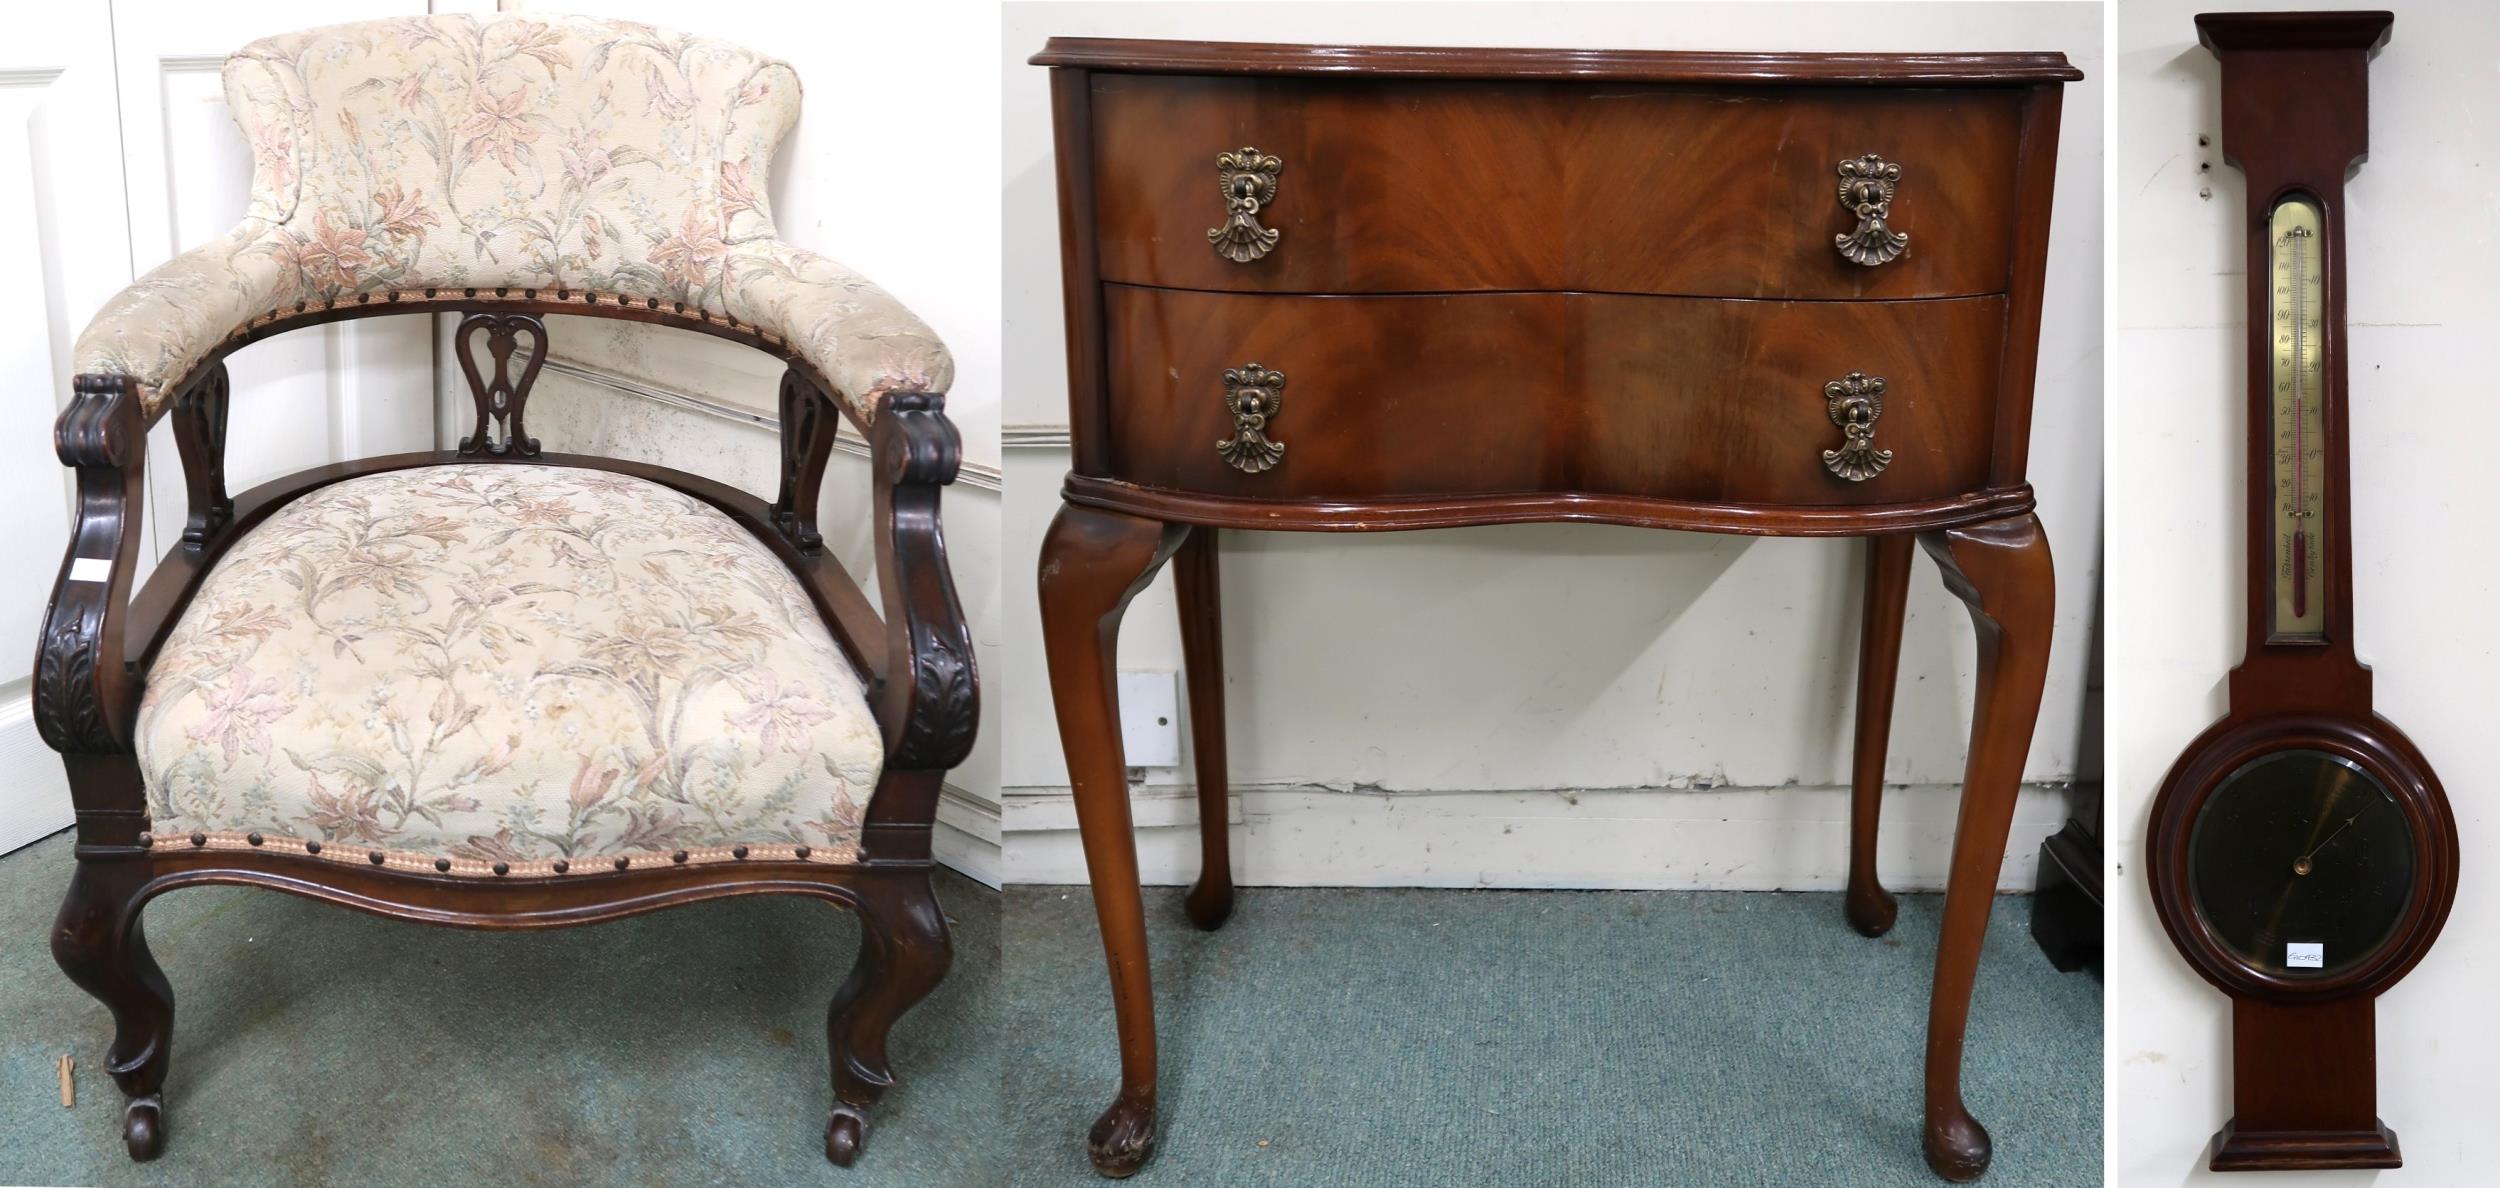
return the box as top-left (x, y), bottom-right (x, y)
top-left (2147, 11), bottom-right (2457, 1172)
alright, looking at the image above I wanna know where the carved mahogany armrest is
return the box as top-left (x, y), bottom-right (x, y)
top-left (862, 391), bottom-right (977, 773)
top-left (766, 370), bottom-right (977, 774)
top-left (35, 376), bottom-right (150, 770)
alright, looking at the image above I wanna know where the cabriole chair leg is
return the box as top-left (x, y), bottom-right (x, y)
top-left (823, 868), bottom-right (954, 1166)
top-left (52, 857), bottom-right (175, 1160)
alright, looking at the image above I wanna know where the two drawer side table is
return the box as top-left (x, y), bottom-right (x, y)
top-left (1032, 37), bottom-right (2079, 1182)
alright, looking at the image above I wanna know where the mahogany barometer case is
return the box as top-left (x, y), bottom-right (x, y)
top-left (2146, 10), bottom-right (2458, 1173)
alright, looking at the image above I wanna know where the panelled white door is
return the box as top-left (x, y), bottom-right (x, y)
top-left (0, 1), bottom-right (435, 856)
top-left (0, 7), bottom-right (134, 853)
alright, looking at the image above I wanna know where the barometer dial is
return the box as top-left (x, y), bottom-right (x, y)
top-left (2269, 194), bottom-right (2329, 641)
top-left (2188, 749), bottom-right (2414, 979)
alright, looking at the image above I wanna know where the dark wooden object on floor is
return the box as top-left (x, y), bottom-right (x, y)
top-left (2030, 810), bottom-right (2102, 973)
top-left (2144, 12), bottom-right (2455, 1173)
top-left (40, 293), bottom-right (976, 1166)
top-left (1034, 37), bottom-right (2077, 1182)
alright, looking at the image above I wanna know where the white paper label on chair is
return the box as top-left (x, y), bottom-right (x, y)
top-left (2286, 942), bottom-right (2324, 969)
top-left (67, 557), bottom-right (113, 584)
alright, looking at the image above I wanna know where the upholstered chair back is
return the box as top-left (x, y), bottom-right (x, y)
top-left (230, 14), bottom-right (796, 296)
top-left (74, 13), bottom-right (947, 424)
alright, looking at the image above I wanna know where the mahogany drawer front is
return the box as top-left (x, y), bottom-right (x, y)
top-left (1101, 285), bottom-right (2005, 507)
top-left (1089, 74), bottom-right (2024, 300)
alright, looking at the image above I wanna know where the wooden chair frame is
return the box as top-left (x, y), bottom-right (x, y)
top-left (38, 288), bottom-right (978, 1167)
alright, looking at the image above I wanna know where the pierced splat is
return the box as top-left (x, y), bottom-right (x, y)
top-left (455, 312), bottom-right (547, 457)
top-left (773, 367), bottom-right (837, 554)
top-left (172, 362), bottom-right (232, 547)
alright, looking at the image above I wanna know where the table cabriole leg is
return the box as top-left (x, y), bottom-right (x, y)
top-left (1173, 529), bottom-right (1234, 931)
top-left (1038, 504), bottom-right (1192, 1178)
top-left (1847, 533), bottom-right (1916, 937)
top-left (1916, 512), bottom-right (2054, 1182)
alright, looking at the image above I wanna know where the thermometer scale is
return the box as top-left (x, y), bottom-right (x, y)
top-left (2269, 196), bottom-right (2326, 640)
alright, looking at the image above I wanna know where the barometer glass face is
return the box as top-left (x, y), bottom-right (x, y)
top-left (2268, 193), bottom-right (2329, 642)
top-left (2188, 749), bottom-right (2413, 978)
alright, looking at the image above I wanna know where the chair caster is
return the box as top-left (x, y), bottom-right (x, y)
top-left (1088, 1095), bottom-right (1156, 1178)
top-left (124, 1094), bottom-right (166, 1161)
top-left (825, 1103), bottom-right (868, 1167)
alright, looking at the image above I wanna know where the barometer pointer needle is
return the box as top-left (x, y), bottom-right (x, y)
top-left (2292, 804), bottom-right (2370, 877)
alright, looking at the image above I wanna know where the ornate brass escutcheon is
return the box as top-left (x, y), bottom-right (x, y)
top-left (1834, 154), bottom-right (1909, 267)
top-left (1208, 147), bottom-right (1283, 263)
top-left (1216, 363), bottom-right (1286, 473)
top-left (1821, 372), bottom-right (1893, 481)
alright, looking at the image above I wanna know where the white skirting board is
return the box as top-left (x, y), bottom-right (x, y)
top-left (934, 783), bottom-right (1002, 888)
top-left (1001, 781), bottom-right (2074, 891)
top-left (0, 693), bottom-right (73, 857)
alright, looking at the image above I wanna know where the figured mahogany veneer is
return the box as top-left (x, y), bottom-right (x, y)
top-left (1035, 36), bottom-right (2076, 1183)
top-left (1091, 76), bottom-right (2024, 299)
top-left (1103, 286), bottom-right (2005, 505)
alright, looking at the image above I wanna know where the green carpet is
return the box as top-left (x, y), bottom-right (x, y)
top-left (0, 832), bottom-right (1001, 1187)
top-left (1004, 885), bottom-right (2100, 1188)
top-left (1, 831), bottom-right (2099, 1187)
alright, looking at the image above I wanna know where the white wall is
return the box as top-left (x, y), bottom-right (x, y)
top-left (1000, 2), bottom-right (2105, 890)
top-left (2107, 0), bottom-right (2500, 1181)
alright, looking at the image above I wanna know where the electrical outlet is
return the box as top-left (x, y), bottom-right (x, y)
top-left (1116, 669), bottom-right (1180, 767)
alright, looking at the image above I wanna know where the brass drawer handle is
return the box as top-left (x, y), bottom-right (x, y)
top-left (1821, 372), bottom-right (1893, 481)
top-left (1209, 147), bottom-right (1283, 263)
top-left (1834, 154), bottom-right (1908, 267)
top-left (1216, 363), bottom-right (1286, 473)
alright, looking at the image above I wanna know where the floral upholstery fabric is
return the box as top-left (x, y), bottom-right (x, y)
top-left (71, 14), bottom-right (949, 425)
top-left (135, 465), bottom-right (882, 875)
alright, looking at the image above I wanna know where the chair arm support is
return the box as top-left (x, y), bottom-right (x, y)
top-left (868, 393), bottom-right (978, 772)
top-left (35, 375), bottom-right (148, 758)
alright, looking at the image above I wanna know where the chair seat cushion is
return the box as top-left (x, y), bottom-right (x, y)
top-left (135, 464), bottom-right (883, 876)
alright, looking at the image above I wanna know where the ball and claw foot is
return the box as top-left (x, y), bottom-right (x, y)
top-left (123, 1095), bottom-right (165, 1161)
top-left (1925, 1107), bottom-right (1992, 1182)
top-left (1088, 1097), bottom-right (1157, 1179)
top-left (1183, 877), bottom-right (1233, 931)
top-left (824, 1103), bottom-right (868, 1167)
top-left (1844, 882), bottom-right (1898, 938)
